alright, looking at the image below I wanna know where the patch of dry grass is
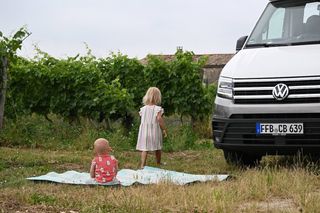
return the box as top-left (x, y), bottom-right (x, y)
top-left (1, 147), bottom-right (320, 212)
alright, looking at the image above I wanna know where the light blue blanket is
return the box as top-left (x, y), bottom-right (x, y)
top-left (27, 166), bottom-right (229, 186)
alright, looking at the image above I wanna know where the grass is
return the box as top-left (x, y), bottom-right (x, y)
top-left (0, 114), bottom-right (211, 152)
top-left (1, 115), bottom-right (320, 212)
top-left (1, 147), bottom-right (320, 213)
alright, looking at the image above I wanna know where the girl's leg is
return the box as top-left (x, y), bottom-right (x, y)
top-left (140, 151), bottom-right (148, 169)
top-left (155, 150), bottom-right (161, 165)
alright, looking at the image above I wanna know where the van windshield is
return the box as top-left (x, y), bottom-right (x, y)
top-left (246, 1), bottom-right (320, 48)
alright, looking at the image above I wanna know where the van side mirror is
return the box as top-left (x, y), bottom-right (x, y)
top-left (236, 36), bottom-right (248, 51)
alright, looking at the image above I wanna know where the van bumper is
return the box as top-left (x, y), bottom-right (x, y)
top-left (213, 97), bottom-right (320, 155)
top-left (214, 139), bottom-right (320, 155)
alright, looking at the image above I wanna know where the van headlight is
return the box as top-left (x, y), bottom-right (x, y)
top-left (217, 77), bottom-right (233, 99)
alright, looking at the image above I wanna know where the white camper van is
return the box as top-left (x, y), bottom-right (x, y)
top-left (213, 0), bottom-right (320, 165)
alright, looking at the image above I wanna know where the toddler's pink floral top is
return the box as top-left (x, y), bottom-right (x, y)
top-left (91, 155), bottom-right (117, 183)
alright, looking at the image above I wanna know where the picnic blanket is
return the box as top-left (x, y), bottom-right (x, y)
top-left (27, 166), bottom-right (229, 186)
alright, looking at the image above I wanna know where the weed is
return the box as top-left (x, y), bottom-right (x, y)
top-left (29, 193), bottom-right (57, 205)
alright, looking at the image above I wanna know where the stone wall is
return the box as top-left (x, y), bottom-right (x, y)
top-left (203, 66), bottom-right (225, 84)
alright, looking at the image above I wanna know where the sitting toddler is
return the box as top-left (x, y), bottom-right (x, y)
top-left (90, 138), bottom-right (118, 183)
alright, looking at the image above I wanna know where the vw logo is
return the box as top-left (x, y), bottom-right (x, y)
top-left (272, 83), bottom-right (290, 101)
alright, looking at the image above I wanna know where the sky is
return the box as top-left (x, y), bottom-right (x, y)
top-left (0, 0), bottom-right (269, 59)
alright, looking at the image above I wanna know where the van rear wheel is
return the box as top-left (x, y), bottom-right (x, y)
top-left (223, 150), bottom-right (262, 166)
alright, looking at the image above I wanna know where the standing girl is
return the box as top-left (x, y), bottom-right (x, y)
top-left (136, 87), bottom-right (167, 169)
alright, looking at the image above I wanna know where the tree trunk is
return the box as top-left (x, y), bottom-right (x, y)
top-left (44, 114), bottom-right (53, 123)
top-left (0, 57), bottom-right (8, 129)
top-left (123, 112), bottom-right (133, 133)
top-left (105, 117), bottom-right (112, 130)
top-left (180, 114), bottom-right (184, 125)
top-left (191, 115), bottom-right (196, 130)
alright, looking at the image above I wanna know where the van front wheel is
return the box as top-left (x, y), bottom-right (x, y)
top-left (223, 150), bottom-right (262, 166)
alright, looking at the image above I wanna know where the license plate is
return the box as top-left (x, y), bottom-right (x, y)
top-left (256, 123), bottom-right (304, 135)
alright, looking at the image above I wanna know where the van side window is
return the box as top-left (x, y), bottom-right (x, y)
top-left (262, 8), bottom-right (285, 40)
top-left (303, 2), bottom-right (320, 23)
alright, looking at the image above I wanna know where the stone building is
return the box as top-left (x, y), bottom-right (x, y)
top-left (140, 54), bottom-right (234, 84)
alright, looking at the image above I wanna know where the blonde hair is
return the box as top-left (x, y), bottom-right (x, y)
top-left (94, 138), bottom-right (110, 155)
top-left (143, 87), bottom-right (162, 105)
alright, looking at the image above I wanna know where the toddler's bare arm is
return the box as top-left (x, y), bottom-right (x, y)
top-left (90, 161), bottom-right (96, 178)
top-left (115, 160), bottom-right (119, 175)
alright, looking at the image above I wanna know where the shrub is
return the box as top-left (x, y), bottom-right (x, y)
top-left (169, 50), bottom-right (211, 123)
top-left (7, 53), bottom-right (134, 124)
top-left (6, 49), bottom-right (216, 128)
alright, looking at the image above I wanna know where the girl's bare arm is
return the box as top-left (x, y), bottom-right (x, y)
top-left (157, 112), bottom-right (167, 137)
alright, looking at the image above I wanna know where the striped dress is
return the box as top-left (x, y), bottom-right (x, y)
top-left (136, 105), bottom-right (164, 151)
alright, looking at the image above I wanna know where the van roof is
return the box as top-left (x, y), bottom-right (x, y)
top-left (269, 0), bottom-right (312, 1)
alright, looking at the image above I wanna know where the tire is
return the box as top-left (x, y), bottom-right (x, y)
top-left (310, 154), bottom-right (320, 162)
top-left (223, 150), bottom-right (262, 166)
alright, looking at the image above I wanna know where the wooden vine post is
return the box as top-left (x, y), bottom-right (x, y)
top-left (0, 28), bottom-right (30, 129)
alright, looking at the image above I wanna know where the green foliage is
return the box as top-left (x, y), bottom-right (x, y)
top-left (0, 27), bottom-right (30, 61)
top-left (1, 28), bottom-right (217, 131)
top-left (0, 27), bottom-right (30, 129)
top-left (7, 57), bottom-right (51, 117)
top-left (103, 53), bottom-right (147, 108)
top-left (0, 114), bottom-right (209, 152)
top-left (7, 53), bottom-right (133, 122)
top-left (144, 55), bottom-right (174, 115)
top-left (97, 53), bottom-right (147, 129)
top-left (144, 51), bottom-right (213, 120)
top-left (29, 193), bottom-right (56, 205)
top-left (163, 125), bottom-right (198, 152)
top-left (5, 47), bottom-right (217, 129)
top-left (0, 114), bottom-right (82, 148)
top-left (205, 83), bottom-right (218, 112)
top-left (169, 50), bottom-right (211, 120)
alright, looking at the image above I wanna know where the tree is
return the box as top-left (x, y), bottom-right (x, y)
top-left (0, 28), bottom-right (30, 128)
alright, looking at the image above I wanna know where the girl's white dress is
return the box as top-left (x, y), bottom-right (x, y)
top-left (136, 105), bottom-right (164, 151)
